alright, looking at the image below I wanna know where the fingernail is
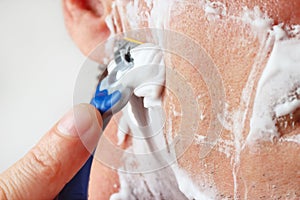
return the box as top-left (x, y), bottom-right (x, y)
top-left (57, 104), bottom-right (94, 137)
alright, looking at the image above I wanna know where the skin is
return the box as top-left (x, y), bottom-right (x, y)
top-left (62, 0), bottom-right (300, 199)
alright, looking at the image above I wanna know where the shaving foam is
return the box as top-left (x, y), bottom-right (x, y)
top-left (203, 1), bottom-right (226, 21)
top-left (248, 39), bottom-right (300, 142)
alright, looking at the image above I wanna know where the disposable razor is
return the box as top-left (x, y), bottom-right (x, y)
top-left (56, 37), bottom-right (142, 200)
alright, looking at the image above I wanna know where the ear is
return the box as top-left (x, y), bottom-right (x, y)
top-left (62, 0), bottom-right (113, 56)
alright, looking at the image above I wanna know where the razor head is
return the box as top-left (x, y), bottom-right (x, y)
top-left (97, 37), bottom-right (144, 119)
top-left (114, 37), bottom-right (143, 64)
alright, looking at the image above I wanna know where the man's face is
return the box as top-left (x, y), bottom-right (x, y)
top-left (63, 0), bottom-right (300, 199)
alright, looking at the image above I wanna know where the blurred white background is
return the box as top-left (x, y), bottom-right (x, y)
top-left (0, 0), bottom-right (86, 172)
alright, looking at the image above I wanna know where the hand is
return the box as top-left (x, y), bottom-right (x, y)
top-left (0, 104), bottom-right (102, 199)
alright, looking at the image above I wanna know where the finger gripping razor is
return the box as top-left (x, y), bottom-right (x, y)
top-left (56, 38), bottom-right (142, 200)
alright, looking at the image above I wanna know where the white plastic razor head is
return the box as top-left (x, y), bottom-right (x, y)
top-left (100, 38), bottom-right (144, 121)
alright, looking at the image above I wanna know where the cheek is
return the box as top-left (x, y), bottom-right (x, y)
top-left (163, 0), bottom-right (300, 197)
top-left (208, 0), bottom-right (300, 25)
top-left (243, 0), bottom-right (300, 25)
top-left (239, 142), bottom-right (300, 199)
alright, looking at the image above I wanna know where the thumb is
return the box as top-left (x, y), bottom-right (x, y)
top-left (0, 104), bottom-right (102, 200)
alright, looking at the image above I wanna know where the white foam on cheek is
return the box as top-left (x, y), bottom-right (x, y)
top-left (171, 165), bottom-right (215, 200)
top-left (240, 6), bottom-right (274, 41)
top-left (203, 0), bottom-right (226, 21)
top-left (147, 0), bottom-right (173, 29)
top-left (124, 0), bottom-right (173, 29)
top-left (279, 134), bottom-right (300, 144)
top-left (274, 99), bottom-right (300, 118)
top-left (247, 40), bottom-right (300, 142)
top-left (105, 0), bottom-right (173, 34)
top-left (110, 166), bottom-right (191, 200)
top-left (105, 1), bottom-right (127, 34)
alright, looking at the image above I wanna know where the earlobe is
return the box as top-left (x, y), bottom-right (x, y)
top-left (62, 0), bottom-right (112, 56)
